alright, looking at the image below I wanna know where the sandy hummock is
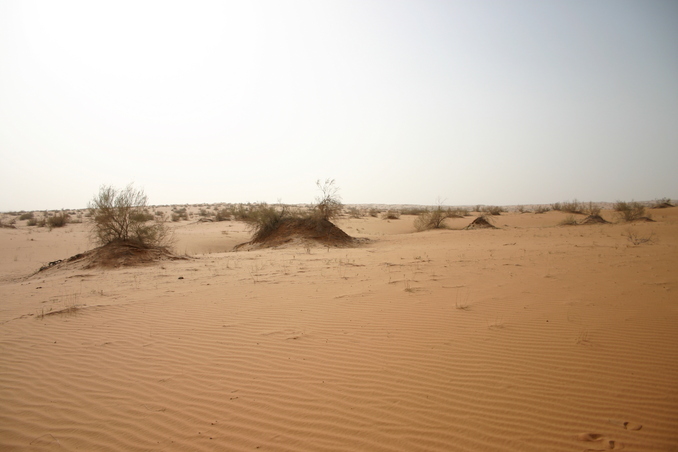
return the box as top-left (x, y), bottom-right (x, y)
top-left (1, 207), bottom-right (677, 451)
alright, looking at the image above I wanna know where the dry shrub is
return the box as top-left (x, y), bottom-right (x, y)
top-left (314, 179), bottom-right (342, 221)
top-left (651, 198), bottom-right (674, 209)
top-left (382, 210), bottom-right (400, 220)
top-left (89, 184), bottom-right (171, 248)
top-left (559, 215), bottom-right (578, 226)
top-left (583, 202), bottom-right (601, 216)
top-left (560, 199), bottom-right (583, 214)
top-left (483, 206), bottom-right (504, 215)
top-left (47, 211), bottom-right (69, 229)
top-left (414, 207), bottom-right (450, 231)
top-left (614, 201), bottom-right (650, 222)
top-left (534, 205), bottom-right (551, 214)
top-left (624, 228), bottom-right (655, 245)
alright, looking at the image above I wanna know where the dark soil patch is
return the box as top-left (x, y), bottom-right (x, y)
top-left (37, 241), bottom-right (186, 273)
top-left (579, 215), bottom-right (610, 225)
top-left (235, 218), bottom-right (363, 250)
top-left (464, 216), bottom-right (497, 230)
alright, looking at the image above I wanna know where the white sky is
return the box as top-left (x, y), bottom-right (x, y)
top-left (1, 0), bottom-right (677, 211)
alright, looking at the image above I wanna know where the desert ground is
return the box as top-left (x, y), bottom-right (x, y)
top-left (1, 205), bottom-right (677, 451)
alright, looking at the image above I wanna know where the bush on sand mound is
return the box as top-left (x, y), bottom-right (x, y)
top-left (37, 241), bottom-right (185, 272)
top-left (464, 215), bottom-right (497, 230)
top-left (579, 214), bottom-right (610, 225)
top-left (235, 180), bottom-right (361, 250)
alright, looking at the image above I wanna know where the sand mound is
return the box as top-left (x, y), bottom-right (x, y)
top-left (235, 218), bottom-right (360, 250)
top-left (464, 216), bottom-right (497, 229)
top-left (653, 202), bottom-right (674, 209)
top-left (579, 214), bottom-right (610, 225)
top-left (37, 241), bottom-right (185, 272)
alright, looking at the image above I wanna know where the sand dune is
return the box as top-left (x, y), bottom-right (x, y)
top-left (1, 207), bottom-right (677, 451)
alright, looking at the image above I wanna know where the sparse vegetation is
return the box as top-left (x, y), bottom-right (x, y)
top-left (382, 210), bottom-right (400, 220)
top-left (651, 198), bottom-right (674, 209)
top-left (241, 180), bottom-right (350, 247)
top-left (414, 203), bottom-right (451, 231)
top-left (215, 208), bottom-right (232, 221)
top-left (583, 202), bottom-right (601, 216)
top-left (614, 201), bottom-right (650, 222)
top-left (368, 208), bottom-right (380, 218)
top-left (559, 215), bottom-right (578, 226)
top-left (560, 199), bottom-right (583, 214)
top-left (47, 211), bottom-right (69, 229)
top-left (19, 212), bottom-right (35, 220)
top-left (483, 206), bottom-right (504, 216)
top-left (624, 228), bottom-right (655, 245)
top-left (534, 205), bottom-right (551, 214)
top-left (89, 184), bottom-right (171, 248)
top-left (347, 207), bottom-right (362, 218)
top-left (314, 179), bottom-right (342, 221)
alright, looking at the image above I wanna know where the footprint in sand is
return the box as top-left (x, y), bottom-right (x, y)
top-left (577, 433), bottom-right (624, 451)
top-left (623, 421), bottom-right (642, 431)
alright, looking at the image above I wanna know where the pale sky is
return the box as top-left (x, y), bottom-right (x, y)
top-left (1, 0), bottom-right (677, 211)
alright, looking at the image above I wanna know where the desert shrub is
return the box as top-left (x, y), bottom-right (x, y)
top-left (171, 207), bottom-right (188, 222)
top-left (382, 210), bottom-right (400, 220)
top-left (583, 202), bottom-right (601, 216)
top-left (215, 208), bottom-right (232, 221)
top-left (89, 184), bottom-right (171, 247)
top-left (623, 228), bottom-right (655, 245)
top-left (474, 205), bottom-right (482, 213)
top-left (560, 199), bottom-right (583, 214)
top-left (244, 203), bottom-right (291, 242)
top-left (47, 211), bottom-right (69, 229)
top-left (347, 207), bottom-right (362, 218)
top-left (414, 207), bottom-right (449, 231)
top-left (447, 207), bottom-right (468, 217)
top-left (483, 206), bottom-right (504, 216)
top-left (534, 205), bottom-right (551, 214)
top-left (614, 201), bottom-right (648, 222)
top-left (551, 202), bottom-right (562, 211)
top-left (232, 204), bottom-right (253, 221)
top-left (368, 208), bottom-right (380, 217)
top-left (27, 218), bottom-right (38, 226)
top-left (401, 207), bottom-right (428, 216)
top-left (559, 215), bottom-right (578, 226)
top-left (130, 212), bottom-right (155, 222)
top-left (313, 179), bottom-right (342, 221)
top-left (19, 212), bottom-right (34, 220)
top-left (651, 198), bottom-right (674, 208)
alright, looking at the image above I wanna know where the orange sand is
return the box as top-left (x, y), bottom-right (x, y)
top-left (1, 207), bottom-right (677, 451)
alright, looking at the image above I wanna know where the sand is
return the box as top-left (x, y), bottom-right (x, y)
top-left (1, 207), bottom-right (677, 451)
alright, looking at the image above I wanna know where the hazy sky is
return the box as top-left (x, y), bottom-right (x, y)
top-left (1, 0), bottom-right (677, 211)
